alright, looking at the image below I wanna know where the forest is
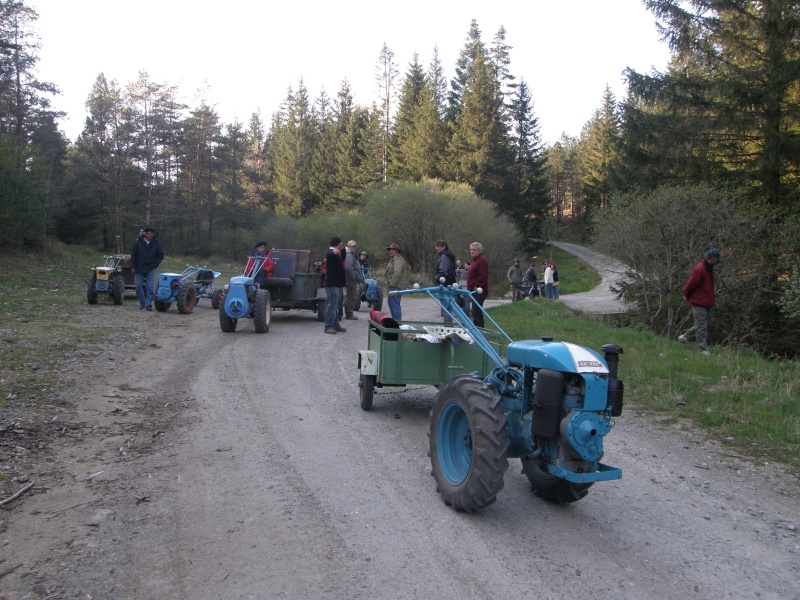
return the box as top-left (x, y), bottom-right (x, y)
top-left (1, 0), bottom-right (799, 355)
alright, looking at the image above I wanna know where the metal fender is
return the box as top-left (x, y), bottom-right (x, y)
top-left (358, 350), bottom-right (378, 376)
top-left (507, 340), bottom-right (609, 374)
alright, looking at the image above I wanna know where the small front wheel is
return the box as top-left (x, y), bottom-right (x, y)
top-left (359, 374), bottom-right (376, 411)
top-left (429, 375), bottom-right (509, 512)
top-left (316, 298), bottom-right (327, 322)
top-left (154, 300), bottom-right (170, 312)
top-left (372, 288), bottom-right (383, 312)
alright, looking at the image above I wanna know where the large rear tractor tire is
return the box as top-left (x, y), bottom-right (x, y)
top-left (371, 288), bottom-right (383, 312)
top-left (176, 281), bottom-right (197, 314)
top-left (254, 289), bottom-right (271, 333)
top-left (316, 298), bottom-right (327, 322)
top-left (111, 274), bottom-right (124, 305)
top-left (520, 453), bottom-right (593, 504)
top-left (428, 375), bottom-right (509, 512)
top-left (211, 288), bottom-right (223, 310)
top-left (87, 277), bottom-right (98, 305)
top-left (359, 374), bottom-right (376, 411)
top-left (219, 307), bottom-right (237, 332)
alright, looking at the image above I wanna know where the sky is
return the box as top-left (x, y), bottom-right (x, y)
top-left (28, 0), bottom-right (673, 146)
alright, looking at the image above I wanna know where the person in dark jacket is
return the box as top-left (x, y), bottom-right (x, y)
top-left (678, 249), bottom-right (721, 355)
top-left (324, 237), bottom-right (347, 334)
top-left (130, 226), bottom-right (164, 311)
top-left (435, 240), bottom-right (457, 322)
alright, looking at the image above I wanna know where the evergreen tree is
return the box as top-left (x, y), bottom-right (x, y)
top-left (624, 0), bottom-right (800, 212)
top-left (581, 85), bottom-right (621, 218)
top-left (446, 51), bottom-right (512, 203)
top-left (267, 81), bottom-right (319, 216)
top-left (505, 79), bottom-right (549, 242)
top-left (448, 20), bottom-right (485, 125)
top-left (545, 134), bottom-right (582, 225)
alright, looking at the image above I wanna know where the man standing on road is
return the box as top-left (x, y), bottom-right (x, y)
top-left (435, 240), bottom-right (457, 322)
top-left (343, 240), bottom-right (364, 321)
top-left (130, 226), bottom-right (164, 311)
top-left (324, 237), bottom-right (347, 335)
top-left (385, 243), bottom-right (406, 322)
top-left (507, 258), bottom-right (523, 300)
top-left (543, 263), bottom-right (554, 299)
top-left (678, 249), bottom-right (720, 356)
top-left (467, 242), bottom-right (489, 328)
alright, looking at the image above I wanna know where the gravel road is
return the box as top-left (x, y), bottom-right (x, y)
top-left (3, 286), bottom-right (798, 599)
top-left (552, 241), bottom-right (629, 314)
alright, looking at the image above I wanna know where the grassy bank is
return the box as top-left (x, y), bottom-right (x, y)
top-left (490, 300), bottom-right (800, 469)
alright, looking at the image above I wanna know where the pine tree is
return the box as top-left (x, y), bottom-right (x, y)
top-left (446, 51), bottom-right (512, 202)
top-left (375, 43), bottom-right (398, 182)
top-left (448, 20), bottom-right (486, 125)
top-left (624, 0), bottom-right (800, 211)
top-left (581, 85), bottom-right (621, 218)
top-left (504, 79), bottom-right (549, 242)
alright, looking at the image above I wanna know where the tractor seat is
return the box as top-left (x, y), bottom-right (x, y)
top-left (196, 270), bottom-right (215, 283)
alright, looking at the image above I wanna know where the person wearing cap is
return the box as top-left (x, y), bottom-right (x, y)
top-left (246, 240), bottom-right (274, 289)
top-left (384, 242), bottom-right (406, 321)
top-left (678, 249), bottom-right (721, 356)
top-left (358, 251), bottom-right (369, 278)
top-left (324, 237), bottom-right (347, 334)
top-left (343, 240), bottom-right (365, 320)
top-left (507, 258), bottom-right (524, 301)
top-left (130, 226), bottom-right (164, 311)
top-left (435, 240), bottom-right (457, 322)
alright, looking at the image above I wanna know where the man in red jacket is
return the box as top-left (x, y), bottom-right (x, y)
top-left (466, 242), bottom-right (489, 328)
top-left (678, 249), bottom-right (721, 356)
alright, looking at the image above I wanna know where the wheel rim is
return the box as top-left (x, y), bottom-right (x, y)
top-left (437, 401), bottom-right (472, 486)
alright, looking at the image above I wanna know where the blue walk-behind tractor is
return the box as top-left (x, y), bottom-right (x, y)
top-left (154, 266), bottom-right (222, 314)
top-left (378, 281), bottom-right (624, 512)
top-left (217, 255), bottom-right (272, 333)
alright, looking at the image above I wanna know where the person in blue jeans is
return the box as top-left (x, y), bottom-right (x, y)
top-left (324, 237), bottom-right (347, 334)
top-left (130, 226), bottom-right (164, 311)
top-left (384, 242), bottom-right (406, 321)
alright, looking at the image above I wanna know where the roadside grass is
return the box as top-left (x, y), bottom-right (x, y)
top-left (0, 242), bottom-right (240, 408)
top-left (529, 245), bottom-right (601, 295)
top-left (490, 300), bottom-right (800, 469)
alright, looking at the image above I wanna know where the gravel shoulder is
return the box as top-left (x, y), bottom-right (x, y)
top-left (1, 287), bottom-right (798, 599)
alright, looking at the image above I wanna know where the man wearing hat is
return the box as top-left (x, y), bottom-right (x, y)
top-left (678, 249), bottom-right (721, 356)
top-left (130, 226), bottom-right (164, 311)
top-left (384, 243), bottom-right (406, 321)
top-left (343, 240), bottom-right (365, 320)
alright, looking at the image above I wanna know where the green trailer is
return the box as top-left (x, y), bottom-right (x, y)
top-left (357, 318), bottom-right (506, 410)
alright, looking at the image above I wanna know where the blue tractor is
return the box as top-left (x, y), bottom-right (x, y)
top-left (394, 281), bottom-right (624, 512)
top-left (217, 255), bottom-right (272, 333)
top-left (153, 266), bottom-right (222, 314)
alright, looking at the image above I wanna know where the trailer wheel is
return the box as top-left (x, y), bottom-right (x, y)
top-left (316, 298), bottom-right (326, 322)
top-left (254, 289), bottom-right (271, 333)
top-left (211, 288), bottom-right (223, 310)
top-left (219, 306), bottom-right (237, 332)
top-left (154, 300), bottom-right (170, 312)
top-left (111, 274), bottom-right (124, 305)
top-left (176, 281), bottom-right (197, 314)
top-left (87, 277), bottom-right (98, 305)
top-left (359, 374), bottom-right (375, 411)
top-left (520, 453), bottom-right (593, 504)
top-left (428, 375), bottom-right (509, 512)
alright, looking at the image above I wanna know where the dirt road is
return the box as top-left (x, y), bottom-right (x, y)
top-left (2, 294), bottom-right (798, 599)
